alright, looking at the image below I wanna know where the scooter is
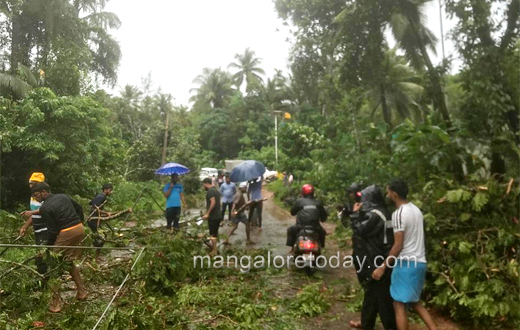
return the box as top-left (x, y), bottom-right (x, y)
top-left (293, 226), bottom-right (321, 275)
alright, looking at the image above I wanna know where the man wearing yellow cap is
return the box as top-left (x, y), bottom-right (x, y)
top-left (20, 172), bottom-right (49, 284)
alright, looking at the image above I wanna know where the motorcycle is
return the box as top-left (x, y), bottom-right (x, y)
top-left (293, 225), bottom-right (321, 275)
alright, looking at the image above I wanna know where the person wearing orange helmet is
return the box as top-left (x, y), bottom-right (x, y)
top-left (286, 184), bottom-right (327, 254)
top-left (19, 172), bottom-right (48, 286)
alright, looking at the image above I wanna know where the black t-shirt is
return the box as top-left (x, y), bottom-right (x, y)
top-left (39, 194), bottom-right (83, 244)
top-left (89, 193), bottom-right (107, 211)
top-left (206, 187), bottom-right (221, 220)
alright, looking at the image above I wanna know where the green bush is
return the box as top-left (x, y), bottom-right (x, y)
top-left (419, 178), bottom-right (520, 328)
top-left (290, 283), bottom-right (331, 317)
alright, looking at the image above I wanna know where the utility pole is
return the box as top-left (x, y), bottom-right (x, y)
top-left (439, 0), bottom-right (446, 61)
top-left (273, 110), bottom-right (282, 170)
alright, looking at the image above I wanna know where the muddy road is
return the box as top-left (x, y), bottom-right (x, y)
top-left (225, 188), bottom-right (461, 330)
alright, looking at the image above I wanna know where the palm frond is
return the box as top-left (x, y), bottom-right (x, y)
top-left (84, 11), bottom-right (122, 30)
top-left (18, 64), bottom-right (37, 87)
top-left (0, 73), bottom-right (33, 97)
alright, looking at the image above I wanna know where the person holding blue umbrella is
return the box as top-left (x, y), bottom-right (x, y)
top-left (156, 163), bottom-right (190, 232)
top-left (163, 174), bottom-right (187, 232)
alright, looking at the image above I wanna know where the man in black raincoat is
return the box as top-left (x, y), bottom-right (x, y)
top-left (349, 185), bottom-right (396, 330)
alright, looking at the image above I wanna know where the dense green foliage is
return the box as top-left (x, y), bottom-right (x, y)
top-left (0, 0), bottom-right (518, 328)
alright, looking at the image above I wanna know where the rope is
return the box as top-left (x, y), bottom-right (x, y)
top-left (92, 247), bottom-right (145, 330)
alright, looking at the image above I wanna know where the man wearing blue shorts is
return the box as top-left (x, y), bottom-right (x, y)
top-left (372, 179), bottom-right (437, 330)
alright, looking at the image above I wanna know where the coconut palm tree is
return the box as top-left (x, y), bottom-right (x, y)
top-left (334, 0), bottom-right (450, 126)
top-left (364, 48), bottom-right (425, 127)
top-left (264, 69), bottom-right (295, 109)
top-left (228, 48), bottom-right (266, 91)
top-left (0, 64), bottom-right (38, 98)
top-left (389, 0), bottom-right (451, 125)
top-left (190, 68), bottom-right (235, 110)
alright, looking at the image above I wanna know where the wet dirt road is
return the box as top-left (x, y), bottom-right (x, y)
top-left (225, 187), bottom-right (460, 330)
top-left (222, 189), bottom-right (293, 256)
top-left (126, 187), bottom-right (460, 330)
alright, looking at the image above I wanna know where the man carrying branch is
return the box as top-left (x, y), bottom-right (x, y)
top-left (30, 182), bottom-right (87, 313)
top-left (87, 184), bottom-right (131, 261)
top-left (225, 182), bottom-right (254, 245)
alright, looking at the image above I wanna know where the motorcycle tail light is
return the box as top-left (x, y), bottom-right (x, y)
top-left (299, 240), bottom-right (318, 251)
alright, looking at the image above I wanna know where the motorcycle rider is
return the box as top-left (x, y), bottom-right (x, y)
top-left (286, 184), bottom-right (327, 254)
top-left (349, 185), bottom-right (396, 330)
top-left (338, 182), bottom-right (362, 228)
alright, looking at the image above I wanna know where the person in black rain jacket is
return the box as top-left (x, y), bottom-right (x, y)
top-left (349, 185), bottom-right (396, 330)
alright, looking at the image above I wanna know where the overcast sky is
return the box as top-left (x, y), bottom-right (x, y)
top-left (105, 0), bottom-right (457, 106)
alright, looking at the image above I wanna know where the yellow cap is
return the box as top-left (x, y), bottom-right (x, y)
top-left (29, 172), bottom-right (45, 183)
top-left (284, 112), bottom-right (291, 119)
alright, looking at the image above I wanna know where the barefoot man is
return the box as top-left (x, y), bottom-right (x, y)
top-left (30, 182), bottom-right (87, 313)
top-left (226, 182), bottom-right (254, 245)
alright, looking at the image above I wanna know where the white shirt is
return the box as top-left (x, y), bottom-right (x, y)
top-left (392, 202), bottom-right (426, 263)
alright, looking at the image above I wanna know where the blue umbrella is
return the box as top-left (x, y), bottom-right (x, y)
top-left (155, 162), bottom-right (190, 175)
top-left (230, 160), bottom-right (266, 183)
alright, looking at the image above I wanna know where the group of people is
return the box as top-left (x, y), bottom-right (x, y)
top-left (16, 170), bottom-right (435, 328)
top-left (341, 180), bottom-right (437, 330)
top-left (18, 172), bottom-right (127, 312)
top-left (282, 172), bottom-right (294, 186)
top-left (283, 179), bottom-right (436, 330)
top-left (161, 173), bottom-right (265, 255)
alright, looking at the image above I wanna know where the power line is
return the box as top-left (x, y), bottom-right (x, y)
top-left (0, 243), bottom-right (143, 250)
top-left (92, 247), bottom-right (146, 330)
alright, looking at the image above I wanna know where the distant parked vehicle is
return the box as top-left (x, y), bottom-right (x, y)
top-left (263, 168), bottom-right (278, 182)
top-left (225, 160), bottom-right (244, 173)
top-left (199, 167), bottom-right (218, 181)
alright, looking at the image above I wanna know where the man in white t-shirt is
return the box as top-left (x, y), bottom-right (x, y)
top-left (371, 179), bottom-right (437, 330)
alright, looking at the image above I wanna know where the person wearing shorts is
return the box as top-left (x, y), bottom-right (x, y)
top-left (371, 180), bottom-right (437, 330)
top-left (225, 182), bottom-right (254, 245)
top-left (202, 178), bottom-right (221, 256)
top-left (31, 182), bottom-right (87, 313)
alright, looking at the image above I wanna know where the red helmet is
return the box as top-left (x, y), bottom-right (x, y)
top-left (301, 184), bottom-right (315, 196)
